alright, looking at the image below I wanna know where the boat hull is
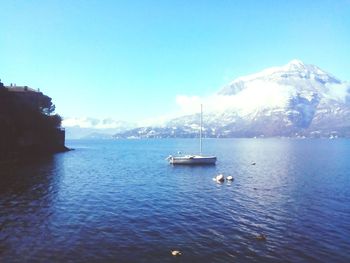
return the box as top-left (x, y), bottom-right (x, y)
top-left (169, 155), bottom-right (217, 165)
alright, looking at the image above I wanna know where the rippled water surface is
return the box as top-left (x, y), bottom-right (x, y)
top-left (1, 139), bottom-right (350, 262)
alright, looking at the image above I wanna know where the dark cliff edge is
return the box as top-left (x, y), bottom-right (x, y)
top-left (0, 80), bottom-right (69, 164)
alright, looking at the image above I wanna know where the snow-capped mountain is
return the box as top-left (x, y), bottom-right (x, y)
top-left (63, 117), bottom-right (136, 139)
top-left (114, 60), bottom-right (350, 138)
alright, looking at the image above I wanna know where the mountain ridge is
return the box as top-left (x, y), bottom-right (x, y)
top-left (114, 60), bottom-right (350, 139)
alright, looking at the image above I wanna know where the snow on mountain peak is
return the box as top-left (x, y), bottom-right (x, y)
top-left (284, 59), bottom-right (312, 72)
top-left (218, 60), bottom-right (341, 96)
top-left (284, 59), bottom-right (327, 76)
top-left (288, 59), bottom-right (305, 66)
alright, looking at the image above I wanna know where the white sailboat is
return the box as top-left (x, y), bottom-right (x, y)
top-left (167, 104), bottom-right (217, 165)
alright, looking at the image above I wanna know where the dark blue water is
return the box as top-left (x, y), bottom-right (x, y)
top-left (1, 139), bottom-right (350, 262)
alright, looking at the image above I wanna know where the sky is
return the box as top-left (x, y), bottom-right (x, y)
top-left (1, 0), bottom-right (349, 123)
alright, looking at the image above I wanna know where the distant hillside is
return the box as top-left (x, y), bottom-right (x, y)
top-left (0, 80), bottom-right (68, 162)
top-left (114, 60), bottom-right (350, 139)
top-left (62, 117), bottom-right (136, 139)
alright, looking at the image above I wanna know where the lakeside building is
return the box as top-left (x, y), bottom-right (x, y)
top-left (4, 84), bottom-right (47, 109)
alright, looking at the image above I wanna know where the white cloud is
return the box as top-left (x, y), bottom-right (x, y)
top-left (175, 95), bottom-right (203, 114)
top-left (62, 117), bottom-right (93, 128)
top-left (174, 80), bottom-right (294, 117)
top-left (137, 114), bottom-right (174, 127)
top-left (62, 117), bottom-right (133, 129)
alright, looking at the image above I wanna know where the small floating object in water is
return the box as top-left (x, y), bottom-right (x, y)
top-left (251, 162), bottom-right (256, 165)
top-left (226, 176), bottom-right (234, 181)
top-left (214, 174), bottom-right (225, 183)
top-left (255, 234), bottom-right (267, 241)
top-left (171, 250), bottom-right (182, 256)
top-left (253, 187), bottom-right (258, 190)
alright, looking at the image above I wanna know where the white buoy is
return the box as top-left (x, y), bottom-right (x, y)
top-left (215, 174), bottom-right (225, 183)
top-left (226, 176), bottom-right (234, 181)
top-left (171, 250), bottom-right (182, 256)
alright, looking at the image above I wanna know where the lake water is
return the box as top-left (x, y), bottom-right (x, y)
top-left (1, 139), bottom-right (350, 262)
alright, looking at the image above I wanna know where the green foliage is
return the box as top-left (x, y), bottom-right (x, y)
top-left (39, 95), bottom-right (56, 115)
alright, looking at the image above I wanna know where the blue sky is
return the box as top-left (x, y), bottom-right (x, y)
top-left (1, 0), bottom-right (349, 122)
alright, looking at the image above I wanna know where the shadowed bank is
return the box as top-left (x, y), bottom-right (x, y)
top-left (0, 79), bottom-right (69, 164)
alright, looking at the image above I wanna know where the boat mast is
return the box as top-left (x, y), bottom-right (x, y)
top-left (200, 104), bottom-right (202, 155)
